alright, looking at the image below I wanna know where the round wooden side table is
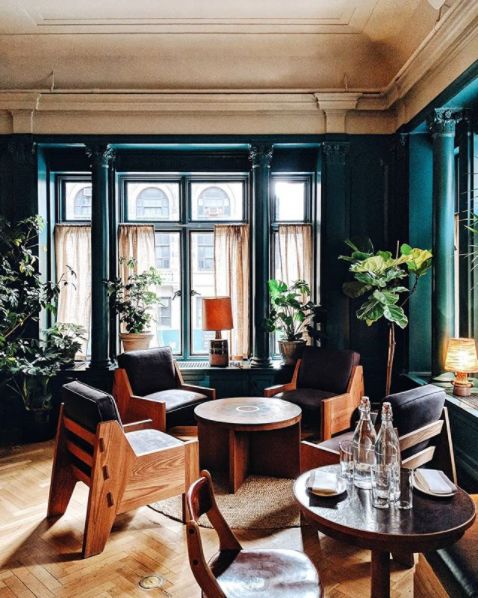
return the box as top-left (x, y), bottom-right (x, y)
top-left (195, 397), bottom-right (301, 493)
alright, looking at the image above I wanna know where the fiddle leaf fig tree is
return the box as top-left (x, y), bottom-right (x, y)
top-left (339, 239), bottom-right (432, 396)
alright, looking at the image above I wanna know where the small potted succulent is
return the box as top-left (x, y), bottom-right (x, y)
top-left (265, 279), bottom-right (325, 365)
top-left (105, 257), bottom-right (162, 352)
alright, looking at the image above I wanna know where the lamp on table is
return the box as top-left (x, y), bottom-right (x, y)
top-left (444, 337), bottom-right (478, 397)
top-left (202, 297), bottom-right (233, 367)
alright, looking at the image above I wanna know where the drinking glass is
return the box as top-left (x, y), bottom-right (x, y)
top-left (339, 440), bottom-right (354, 481)
top-left (398, 468), bottom-right (414, 510)
top-left (371, 463), bottom-right (391, 509)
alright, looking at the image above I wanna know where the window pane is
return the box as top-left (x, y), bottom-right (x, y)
top-left (191, 182), bottom-right (243, 221)
top-left (274, 181), bottom-right (306, 221)
top-left (126, 182), bottom-right (180, 221)
top-left (154, 232), bottom-right (181, 354)
top-left (191, 232), bottom-right (215, 354)
top-left (64, 182), bottom-right (92, 221)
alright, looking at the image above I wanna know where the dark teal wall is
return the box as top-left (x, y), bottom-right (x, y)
top-left (0, 133), bottom-right (404, 400)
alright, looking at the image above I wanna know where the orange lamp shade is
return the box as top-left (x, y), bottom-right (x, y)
top-left (444, 338), bottom-right (478, 373)
top-left (202, 297), bottom-right (233, 331)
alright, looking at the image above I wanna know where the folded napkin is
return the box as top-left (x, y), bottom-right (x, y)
top-left (416, 469), bottom-right (457, 494)
top-left (308, 471), bottom-right (338, 495)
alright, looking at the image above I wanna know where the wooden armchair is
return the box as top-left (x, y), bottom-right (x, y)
top-left (301, 385), bottom-right (456, 480)
top-left (47, 380), bottom-right (199, 558)
top-left (185, 470), bottom-right (323, 598)
top-left (264, 347), bottom-right (364, 441)
top-left (113, 346), bottom-right (216, 432)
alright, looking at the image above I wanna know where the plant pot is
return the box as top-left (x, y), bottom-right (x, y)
top-left (279, 340), bottom-right (306, 366)
top-left (23, 409), bottom-right (55, 443)
top-left (120, 332), bottom-right (154, 352)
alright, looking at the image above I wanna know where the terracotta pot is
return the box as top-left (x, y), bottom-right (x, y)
top-left (120, 332), bottom-right (154, 352)
top-left (279, 340), bottom-right (306, 365)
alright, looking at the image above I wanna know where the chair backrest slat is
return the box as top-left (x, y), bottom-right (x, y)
top-left (65, 439), bottom-right (94, 468)
top-left (64, 416), bottom-right (96, 446)
top-left (402, 445), bottom-right (436, 470)
top-left (399, 419), bottom-right (443, 452)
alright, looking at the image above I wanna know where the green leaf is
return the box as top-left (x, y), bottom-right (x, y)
top-left (383, 304), bottom-right (408, 328)
top-left (356, 299), bottom-right (384, 325)
top-left (342, 280), bottom-right (371, 298)
top-left (400, 243), bottom-right (412, 255)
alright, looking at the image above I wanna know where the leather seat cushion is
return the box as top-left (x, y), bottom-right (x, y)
top-left (126, 428), bottom-right (183, 455)
top-left (426, 495), bottom-right (478, 597)
top-left (211, 548), bottom-right (321, 598)
top-left (277, 388), bottom-right (336, 427)
top-left (297, 347), bottom-right (360, 394)
top-left (117, 347), bottom-right (177, 396)
top-left (144, 389), bottom-right (208, 427)
top-left (63, 381), bottom-right (122, 432)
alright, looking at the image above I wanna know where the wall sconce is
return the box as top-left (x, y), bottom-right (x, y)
top-left (444, 338), bottom-right (478, 397)
top-left (202, 297), bottom-right (233, 367)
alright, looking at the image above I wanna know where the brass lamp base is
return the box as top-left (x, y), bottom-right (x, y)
top-left (209, 339), bottom-right (229, 367)
top-left (452, 371), bottom-right (472, 397)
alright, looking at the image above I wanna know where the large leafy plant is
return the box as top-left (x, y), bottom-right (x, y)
top-left (265, 279), bottom-right (325, 342)
top-left (105, 258), bottom-right (162, 334)
top-left (339, 239), bottom-right (432, 395)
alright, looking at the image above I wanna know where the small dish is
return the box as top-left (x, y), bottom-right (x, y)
top-left (413, 470), bottom-right (456, 498)
top-left (307, 476), bottom-right (347, 497)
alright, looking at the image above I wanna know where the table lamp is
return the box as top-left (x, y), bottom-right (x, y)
top-left (202, 297), bottom-right (233, 367)
top-left (444, 337), bottom-right (478, 397)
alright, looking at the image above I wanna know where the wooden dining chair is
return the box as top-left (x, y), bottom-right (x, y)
top-left (47, 380), bottom-right (199, 558)
top-left (185, 470), bottom-right (323, 598)
top-left (301, 385), bottom-right (456, 482)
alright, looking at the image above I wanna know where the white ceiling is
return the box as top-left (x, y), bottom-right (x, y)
top-left (0, 0), bottom-right (462, 92)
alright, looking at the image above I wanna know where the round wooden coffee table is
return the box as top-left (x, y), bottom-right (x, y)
top-left (195, 397), bottom-right (301, 493)
top-left (294, 465), bottom-right (476, 598)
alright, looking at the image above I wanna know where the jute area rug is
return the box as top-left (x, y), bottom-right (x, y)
top-left (149, 474), bottom-right (303, 529)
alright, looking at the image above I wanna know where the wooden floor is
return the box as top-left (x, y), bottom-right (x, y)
top-left (0, 441), bottom-right (448, 598)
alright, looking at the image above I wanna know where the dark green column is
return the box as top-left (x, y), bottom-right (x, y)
top-left (249, 143), bottom-right (273, 368)
top-left (86, 144), bottom-right (114, 370)
top-left (322, 142), bottom-right (350, 350)
top-left (428, 109), bottom-right (460, 376)
top-left (6, 136), bottom-right (37, 221)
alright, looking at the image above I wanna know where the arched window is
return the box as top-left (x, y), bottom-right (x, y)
top-left (73, 186), bottom-right (92, 219)
top-left (136, 187), bottom-right (170, 219)
top-left (197, 186), bottom-right (231, 218)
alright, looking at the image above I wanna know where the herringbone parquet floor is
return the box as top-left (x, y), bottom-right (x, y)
top-left (0, 441), bottom-right (448, 597)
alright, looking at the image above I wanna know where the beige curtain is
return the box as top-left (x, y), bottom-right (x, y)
top-left (214, 225), bottom-right (250, 359)
top-left (118, 224), bottom-right (156, 280)
top-left (277, 224), bottom-right (313, 287)
top-left (54, 224), bottom-right (92, 355)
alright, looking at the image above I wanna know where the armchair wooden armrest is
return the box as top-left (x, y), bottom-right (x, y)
top-left (180, 383), bottom-right (216, 400)
top-left (263, 382), bottom-right (296, 398)
top-left (123, 419), bottom-right (153, 432)
top-left (125, 396), bottom-right (167, 432)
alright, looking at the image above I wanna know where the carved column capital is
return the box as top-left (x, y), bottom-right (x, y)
top-left (322, 142), bottom-right (350, 165)
top-left (428, 108), bottom-right (463, 136)
top-left (85, 144), bottom-right (115, 169)
top-left (249, 144), bottom-right (273, 169)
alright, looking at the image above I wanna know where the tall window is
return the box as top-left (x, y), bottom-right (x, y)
top-left (121, 176), bottom-right (247, 358)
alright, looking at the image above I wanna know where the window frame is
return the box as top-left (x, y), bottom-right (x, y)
top-left (56, 174), bottom-right (92, 223)
top-left (118, 172), bottom-right (249, 360)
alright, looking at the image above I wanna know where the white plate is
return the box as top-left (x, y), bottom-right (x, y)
top-left (413, 470), bottom-right (456, 498)
top-left (308, 476), bottom-right (347, 497)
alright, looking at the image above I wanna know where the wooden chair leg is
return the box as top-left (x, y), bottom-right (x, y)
top-left (83, 490), bottom-right (118, 558)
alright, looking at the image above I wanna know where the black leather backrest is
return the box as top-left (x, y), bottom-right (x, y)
top-left (63, 380), bottom-right (122, 433)
top-left (297, 347), bottom-right (360, 394)
top-left (379, 384), bottom-right (446, 457)
top-left (117, 346), bottom-right (177, 396)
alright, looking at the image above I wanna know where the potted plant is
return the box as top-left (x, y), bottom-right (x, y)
top-left (339, 238), bottom-right (432, 396)
top-left (265, 279), bottom-right (325, 365)
top-left (43, 323), bottom-right (87, 366)
top-left (105, 257), bottom-right (163, 352)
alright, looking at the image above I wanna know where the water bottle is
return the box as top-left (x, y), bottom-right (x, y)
top-left (375, 402), bottom-right (401, 501)
top-left (352, 396), bottom-right (377, 489)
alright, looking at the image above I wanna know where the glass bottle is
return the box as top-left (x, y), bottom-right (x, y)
top-left (375, 402), bottom-right (401, 501)
top-left (352, 396), bottom-right (377, 489)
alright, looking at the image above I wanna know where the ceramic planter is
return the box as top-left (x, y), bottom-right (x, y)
top-left (278, 339), bottom-right (306, 365)
top-left (119, 332), bottom-right (154, 352)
